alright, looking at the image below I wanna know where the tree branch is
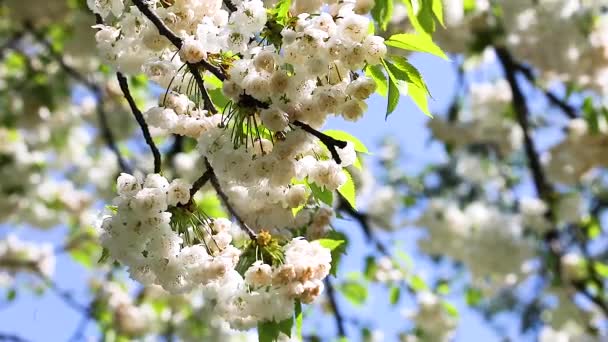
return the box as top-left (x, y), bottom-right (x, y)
top-left (293, 121), bottom-right (348, 164)
top-left (337, 194), bottom-right (390, 256)
top-left (116, 72), bottom-right (162, 173)
top-left (203, 158), bottom-right (257, 239)
top-left (189, 168), bottom-right (213, 198)
top-left (495, 47), bottom-right (553, 205)
top-left (511, 56), bottom-right (578, 119)
top-left (324, 278), bottom-right (347, 338)
top-left (165, 134), bottom-right (184, 169)
top-left (25, 24), bottom-right (130, 173)
top-left (0, 333), bottom-right (32, 342)
top-left (130, 0), bottom-right (226, 81)
top-left (496, 46), bottom-right (608, 317)
top-left (223, 0), bottom-right (237, 12)
top-left (188, 64), bottom-right (217, 114)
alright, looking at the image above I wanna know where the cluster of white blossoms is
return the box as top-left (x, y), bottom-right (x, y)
top-left (96, 281), bottom-right (158, 337)
top-left (371, 256), bottom-right (405, 283)
top-left (92, 279), bottom-right (263, 340)
top-left (100, 172), bottom-right (332, 328)
top-left (221, 6), bottom-right (384, 127)
top-left (539, 323), bottom-right (597, 342)
top-left (198, 127), bottom-right (354, 235)
top-left (211, 237), bottom-right (331, 329)
top-left (0, 234), bottom-right (56, 282)
top-left (545, 118), bottom-right (608, 185)
top-left (414, 199), bottom-right (534, 294)
top-left (85, 0), bottom-right (417, 332)
top-left (403, 291), bottom-right (456, 342)
top-left (432, 0), bottom-right (608, 94)
top-left (90, 0), bottom-right (380, 231)
top-left (99, 173), bottom-right (241, 293)
top-left (428, 80), bottom-right (523, 156)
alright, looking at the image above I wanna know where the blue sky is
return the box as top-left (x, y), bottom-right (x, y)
top-left (0, 53), bottom-right (529, 341)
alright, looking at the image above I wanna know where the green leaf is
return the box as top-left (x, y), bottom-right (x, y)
top-left (364, 255), bottom-right (378, 280)
top-left (389, 286), bottom-right (401, 305)
top-left (338, 169), bottom-right (356, 209)
top-left (436, 282), bottom-right (450, 295)
top-left (417, 0), bottom-right (436, 34)
top-left (271, 0), bottom-right (292, 24)
top-left (339, 281), bottom-right (368, 306)
top-left (464, 0), bottom-right (476, 13)
top-left (403, 0), bottom-right (425, 35)
top-left (385, 33), bottom-right (448, 60)
top-left (258, 317), bottom-right (294, 342)
top-left (383, 58), bottom-right (432, 117)
top-left (323, 130), bottom-right (369, 154)
top-left (291, 202), bottom-right (306, 217)
top-left (366, 64), bottom-right (388, 97)
top-left (383, 60), bottom-right (409, 95)
top-left (98, 247), bottom-right (110, 264)
top-left (390, 56), bottom-right (430, 94)
top-left (197, 193), bottom-right (228, 218)
top-left (324, 231), bottom-right (348, 276)
top-left (395, 248), bottom-right (413, 269)
top-left (317, 239), bottom-right (345, 251)
top-left (294, 301), bottom-right (303, 340)
top-left (583, 97), bottom-right (600, 133)
top-left (585, 218), bottom-right (601, 239)
top-left (432, 0), bottom-right (445, 27)
top-left (442, 301), bottom-right (459, 318)
top-left (6, 288), bottom-right (17, 302)
top-left (309, 182), bottom-right (333, 206)
top-left (465, 287), bottom-right (483, 306)
top-left (409, 275), bottom-right (428, 292)
top-left (371, 0), bottom-right (394, 30)
top-left (594, 262), bottom-right (608, 278)
top-left (386, 76), bottom-right (400, 117)
top-left (70, 247), bottom-right (96, 269)
top-left (408, 79), bottom-right (432, 117)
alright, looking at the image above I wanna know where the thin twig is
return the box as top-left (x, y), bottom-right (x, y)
top-left (66, 315), bottom-right (91, 342)
top-left (337, 194), bottom-right (390, 256)
top-left (496, 47), bottom-right (553, 205)
top-left (512, 58), bottom-right (578, 119)
top-left (223, 0), bottom-right (237, 12)
top-left (188, 64), bottom-right (217, 114)
top-left (26, 24), bottom-right (130, 172)
top-left (94, 90), bottom-right (132, 173)
top-left (116, 72), bottom-right (162, 173)
top-left (573, 281), bottom-right (608, 316)
top-left (324, 278), bottom-right (347, 338)
top-left (165, 134), bottom-right (184, 169)
top-left (0, 333), bottom-right (32, 342)
top-left (293, 121), bottom-right (348, 164)
top-left (42, 276), bottom-right (90, 314)
top-left (190, 168), bottom-right (213, 198)
top-left (204, 158), bottom-right (257, 239)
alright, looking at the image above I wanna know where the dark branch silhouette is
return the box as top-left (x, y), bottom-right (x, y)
top-left (293, 121), bottom-right (348, 164)
top-left (189, 168), bottom-right (213, 198)
top-left (25, 24), bottom-right (131, 173)
top-left (496, 46), bottom-right (608, 317)
top-left (130, 0), bottom-right (226, 81)
top-left (204, 158), bottom-right (257, 239)
top-left (324, 278), bottom-right (347, 338)
top-left (116, 72), bottom-right (162, 173)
